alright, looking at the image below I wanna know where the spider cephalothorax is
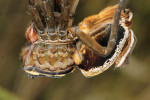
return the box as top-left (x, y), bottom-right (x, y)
top-left (21, 0), bottom-right (136, 78)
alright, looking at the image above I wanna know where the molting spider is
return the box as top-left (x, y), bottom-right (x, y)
top-left (21, 0), bottom-right (136, 78)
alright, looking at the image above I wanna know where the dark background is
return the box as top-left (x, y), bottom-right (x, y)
top-left (0, 0), bottom-right (150, 100)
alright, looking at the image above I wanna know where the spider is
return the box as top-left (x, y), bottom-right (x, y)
top-left (21, 0), bottom-right (136, 78)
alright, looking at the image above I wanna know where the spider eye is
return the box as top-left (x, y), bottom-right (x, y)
top-left (26, 23), bottom-right (39, 43)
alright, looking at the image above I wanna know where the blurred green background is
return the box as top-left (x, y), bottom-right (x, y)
top-left (0, 0), bottom-right (150, 100)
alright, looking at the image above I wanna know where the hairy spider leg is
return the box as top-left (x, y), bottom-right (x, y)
top-left (40, 0), bottom-right (56, 28)
top-left (29, 0), bottom-right (46, 31)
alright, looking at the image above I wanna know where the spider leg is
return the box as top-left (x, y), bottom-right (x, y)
top-left (106, 0), bottom-right (127, 55)
top-left (40, 0), bottom-right (55, 28)
top-left (77, 0), bottom-right (127, 57)
top-left (28, 0), bottom-right (45, 31)
top-left (68, 0), bottom-right (79, 27)
top-left (59, 0), bottom-right (70, 29)
top-left (69, 0), bottom-right (79, 16)
top-left (49, 0), bottom-right (55, 11)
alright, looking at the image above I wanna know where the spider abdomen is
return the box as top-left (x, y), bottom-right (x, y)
top-left (33, 43), bottom-right (75, 70)
top-left (21, 43), bottom-right (76, 77)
